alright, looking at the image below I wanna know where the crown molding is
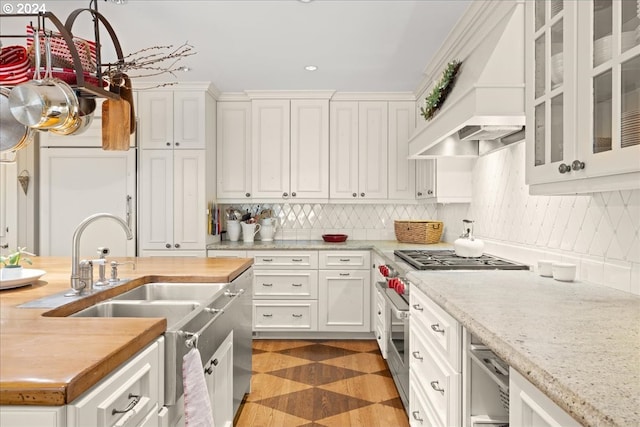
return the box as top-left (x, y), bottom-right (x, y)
top-left (244, 90), bottom-right (336, 100)
top-left (330, 92), bottom-right (415, 101)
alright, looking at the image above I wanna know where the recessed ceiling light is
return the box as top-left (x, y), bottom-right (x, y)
top-left (304, 65), bottom-right (318, 71)
top-left (178, 66), bottom-right (191, 72)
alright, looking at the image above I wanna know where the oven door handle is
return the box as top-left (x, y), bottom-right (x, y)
top-left (378, 283), bottom-right (410, 320)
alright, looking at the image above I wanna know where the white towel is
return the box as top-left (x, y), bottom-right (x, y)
top-left (183, 348), bottom-right (215, 427)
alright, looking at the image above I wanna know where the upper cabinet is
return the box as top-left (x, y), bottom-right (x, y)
top-left (217, 101), bottom-right (252, 199)
top-left (330, 101), bottom-right (388, 200)
top-left (251, 99), bottom-right (329, 200)
top-left (388, 101), bottom-right (417, 200)
top-left (525, 0), bottom-right (640, 194)
top-left (138, 90), bottom-right (207, 150)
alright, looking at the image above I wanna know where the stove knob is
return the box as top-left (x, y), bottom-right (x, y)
top-left (396, 282), bottom-right (405, 294)
top-left (379, 265), bottom-right (389, 277)
top-left (388, 278), bottom-right (397, 289)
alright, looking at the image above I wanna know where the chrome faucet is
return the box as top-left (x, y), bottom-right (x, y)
top-left (70, 213), bottom-right (133, 294)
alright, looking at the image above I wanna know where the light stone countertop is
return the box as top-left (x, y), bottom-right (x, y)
top-left (406, 269), bottom-right (640, 427)
top-left (207, 239), bottom-right (448, 252)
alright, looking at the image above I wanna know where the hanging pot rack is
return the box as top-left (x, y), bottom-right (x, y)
top-left (0, 7), bottom-right (125, 100)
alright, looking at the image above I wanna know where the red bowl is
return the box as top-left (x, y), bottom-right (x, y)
top-left (322, 234), bottom-right (348, 243)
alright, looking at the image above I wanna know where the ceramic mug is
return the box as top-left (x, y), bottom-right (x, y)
top-left (227, 220), bottom-right (241, 242)
top-left (241, 222), bottom-right (261, 243)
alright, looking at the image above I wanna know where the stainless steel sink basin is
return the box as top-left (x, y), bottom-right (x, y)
top-left (70, 301), bottom-right (201, 329)
top-left (110, 282), bottom-right (229, 302)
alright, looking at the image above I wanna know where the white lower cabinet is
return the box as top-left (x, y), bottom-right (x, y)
top-left (0, 407), bottom-right (66, 427)
top-left (205, 331), bottom-right (234, 427)
top-left (254, 300), bottom-right (318, 330)
top-left (318, 269), bottom-right (370, 332)
top-left (509, 368), bottom-right (580, 427)
top-left (68, 337), bottom-right (164, 427)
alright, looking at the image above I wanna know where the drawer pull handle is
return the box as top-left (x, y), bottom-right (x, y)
top-left (262, 314), bottom-right (273, 317)
top-left (412, 351), bottom-right (423, 361)
top-left (339, 258), bottom-right (351, 262)
top-left (412, 411), bottom-right (424, 423)
top-left (262, 283), bottom-right (273, 287)
top-left (292, 314), bottom-right (303, 318)
top-left (431, 323), bottom-right (445, 334)
top-left (339, 273), bottom-right (350, 277)
top-left (430, 380), bottom-right (445, 395)
top-left (262, 258), bottom-right (273, 262)
top-left (292, 283), bottom-right (303, 287)
top-left (412, 304), bottom-right (424, 312)
top-left (112, 393), bottom-right (141, 415)
top-left (291, 258), bottom-right (303, 262)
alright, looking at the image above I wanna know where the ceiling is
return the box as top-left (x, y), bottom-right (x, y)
top-left (1, 0), bottom-right (472, 93)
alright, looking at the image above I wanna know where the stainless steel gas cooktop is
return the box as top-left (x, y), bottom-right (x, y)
top-left (394, 249), bottom-right (529, 270)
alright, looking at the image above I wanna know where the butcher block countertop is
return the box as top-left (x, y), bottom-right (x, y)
top-left (0, 256), bottom-right (252, 406)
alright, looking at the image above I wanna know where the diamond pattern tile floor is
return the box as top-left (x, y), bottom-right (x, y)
top-left (235, 339), bottom-right (409, 427)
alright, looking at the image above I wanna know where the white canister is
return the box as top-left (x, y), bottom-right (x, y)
top-left (259, 218), bottom-right (278, 241)
top-left (241, 222), bottom-right (261, 243)
top-left (227, 220), bottom-right (241, 242)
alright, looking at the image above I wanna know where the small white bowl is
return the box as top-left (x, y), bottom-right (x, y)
top-left (552, 263), bottom-right (577, 282)
top-left (537, 260), bottom-right (555, 277)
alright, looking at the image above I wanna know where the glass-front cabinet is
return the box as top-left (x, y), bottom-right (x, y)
top-left (526, 0), bottom-right (640, 194)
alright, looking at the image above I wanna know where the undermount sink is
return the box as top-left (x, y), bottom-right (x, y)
top-left (110, 282), bottom-right (229, 302)
top-left (70, 300), bottom-right (202, 329)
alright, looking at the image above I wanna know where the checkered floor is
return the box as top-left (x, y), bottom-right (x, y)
top-left (234, 339), bottom-right (409, 427)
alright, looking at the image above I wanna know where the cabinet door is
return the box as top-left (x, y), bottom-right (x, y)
top-left (173, 150), bottom-right (206, 250)
top-left (206, 331), bottom-right (234, 427)
top-left (388, 101), bottom-right (416, 200)
top-left (39, 148), bottom-right (136, 256)
top-left (509, 368), bottom-right (581, 427)
top-left (290, 99), bottom-right (329, 199)
top-left (138, 91), bottom-right (174, 149)
top-left (217, 102), bottom-right (252, 199)
top-left (251, 100), bottom-right (291, 198)
top-left (318, 270), bottom-right (371, 332)
top-left (140, 150), bottom-right (174, 250)
top-left (329, 101), bottom-right (360, 199)
top-left (358, 101), bottom-right (388, 199)
top-left (577, 1), bottom-right (640, 177)
top-left (173, 91), bottom-right (206, 149)
top-left (415, 159), bottom-right (435, 199)
top-left (525, 0), bottom-right (578, 185)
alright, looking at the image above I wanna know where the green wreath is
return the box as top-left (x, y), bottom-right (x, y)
top-left (420, 60), bottom-right (462, 121)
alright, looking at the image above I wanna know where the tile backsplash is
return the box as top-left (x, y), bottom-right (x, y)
top-left (222, 142), bottom-right (640, 295)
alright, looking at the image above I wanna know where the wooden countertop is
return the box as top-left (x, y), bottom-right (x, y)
top-left (0, 256), bottom-right (253, 406)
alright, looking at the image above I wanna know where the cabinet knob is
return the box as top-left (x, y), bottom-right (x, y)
top-left (417, 192), bottom-right (423, 196)
top-left (175, 142), bottom-right (180, 147)
top-left (292, 192), bottom-right (296, 197)
top-left (352, 193), bottom-right (357, 197)
top-left (378, 310), bottom-right (381, 315)
top-left (427, 189), bottom-right (433, 195)
top-left (166, 142), bottom-right (171, 147)
top-left (174, 243), bottom-right (180, 248)
top-left (283, 192), bottom-right (288, 197)
top-left (245, 192), bottom-right (251, 197)
top-left (165, 243), bottom-right (171, 248)
top-left (572, 160), bottom-right (585, 171)
top-left (360, 192), bottom-right (365, 197)
top-left (558, 163), bottom-right (571, 174)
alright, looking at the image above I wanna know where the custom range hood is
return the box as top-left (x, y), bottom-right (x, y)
top-left (409, 2), bottom-right (525, 158)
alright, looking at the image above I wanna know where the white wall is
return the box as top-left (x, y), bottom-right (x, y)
top-left (438, 142), bottom-right (640, 295)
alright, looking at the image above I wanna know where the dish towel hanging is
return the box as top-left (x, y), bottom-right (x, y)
top-left (183, 347), bottom-right (215, 427)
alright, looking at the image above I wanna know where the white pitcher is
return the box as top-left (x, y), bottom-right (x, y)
top-left (241, 222), bottom-right (261, 243)
top-left (259, 217), bottom-right (278, 241)
top-left (227, 220), bottom-right (241, 242)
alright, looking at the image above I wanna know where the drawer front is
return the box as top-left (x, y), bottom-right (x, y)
top-left (410, 371), bottom-right (440, 427)
top-left (253, 300), bottom-right (318, 330)
top-left (410, 328), bottom-right (460, 427)
top-left (375, 322), bottom-right (387, 359)
top-left (68, 338), bottom-right (162, 427)
top-left (207, 250), bottom-right (248, 258)
top-left (252, 251), bottom-right (318, 269)
top-left (254, 270), bottom-right (318, 299)
top-left (319, 251), bottom-right (370, 269)
top-left (410, 287), bottom-right (461, 371)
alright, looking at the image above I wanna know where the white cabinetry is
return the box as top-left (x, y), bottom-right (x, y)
top-left (205, 331), bottom-right (234, 427)
top-left (318, 251), bottom-right (371, 332)
top-left (509, 368), bottom-right (581, 427)
top-left (330, 101), bottom-right (388, 200)
top-left (415, 158), bottom-right (473, 203)
top-left (388, 101), bottom-right (417, 200)
top-left (138, 91), bottom-right (206, 150)
top-left (409, 286), bottom-right (461, 427)
top-left (139, 87), bottom-right (213, 256)
top-left (251, 99), bottom-right (329, 200)
top-left (217, 101), bottom-right (252, 200)
top-left (525, 0), bottom-right (640, 194)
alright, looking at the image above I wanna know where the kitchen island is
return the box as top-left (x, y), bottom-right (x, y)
top-left (0, 256), bottom-right (252, 406)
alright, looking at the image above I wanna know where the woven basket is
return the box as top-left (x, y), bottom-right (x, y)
top-left (394, 220), bottom-right (443, 244)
